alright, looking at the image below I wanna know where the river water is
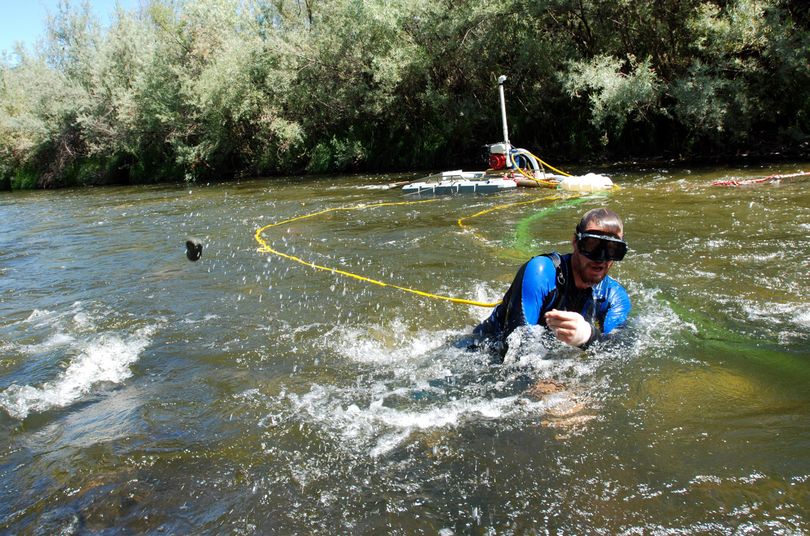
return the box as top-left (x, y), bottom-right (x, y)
top-left (1, 165), bottom-right (808, 533)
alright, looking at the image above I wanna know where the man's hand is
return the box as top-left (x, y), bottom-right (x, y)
top-left (544, 309), bottom-right (592, 347)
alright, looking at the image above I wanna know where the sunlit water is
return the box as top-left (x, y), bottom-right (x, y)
top-left (1, 166), bottom-right (809, 533)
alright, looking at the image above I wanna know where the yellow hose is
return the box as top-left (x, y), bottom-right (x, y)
top-left (521, 150), bottom-right (572, 177)
top-left (255, 199), bottom-right (500, 307)
top-left (507, 150), bottom-right (572, 188)
top-left (254, 192), bottom-right (574, 308)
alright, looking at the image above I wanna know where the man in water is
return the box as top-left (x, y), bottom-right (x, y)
top-left (474, 207), bottom-right (631, 353)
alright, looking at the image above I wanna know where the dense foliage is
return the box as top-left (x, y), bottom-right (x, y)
top-left (1, 0), bottom-right (808, 188)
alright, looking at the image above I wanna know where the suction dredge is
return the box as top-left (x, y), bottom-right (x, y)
top-left (401, 75), bottom-right (615, 196)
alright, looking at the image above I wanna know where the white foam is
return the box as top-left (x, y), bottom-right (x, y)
top-left (325, 319), bottom-right (459, 365)
top-left (739, 300), bottom-right (809, 329)
top-left (21, 332), bottom-right (77, 355)
top-left (465, 281), bottom-right (506, 319)
top-left (705, 238), bottom-right (731, 249)
top-left (0, 326), bottom-right (155, 419)
top-left (72, 312), bottom-right (92, 328)
top-left (731, 251), bottom-right (784, 263)
top-left (502, 325), bottom-right (551, 365)
top-left (23, 302), bottom-right (89, 330)
top-left (24, 309), bottom-right (53, 323)
top-left (287, 324), bottom-right (573, 455)
top-left (369, 430), bottom-right (412, 457)
top-left (622, 286), bottom-right (699, 356)
top-left (274, 292), bottom-right (687, 458)
top-left (288, 384), bottom-right (549, 456)
top-left (795, 310), bottom-right (810, 329)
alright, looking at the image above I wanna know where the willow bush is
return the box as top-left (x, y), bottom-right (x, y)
top-left (0, 0), bottom-right (807, 188)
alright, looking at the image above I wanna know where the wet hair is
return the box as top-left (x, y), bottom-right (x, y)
top-left (576, 208), bottom-right (624, 238)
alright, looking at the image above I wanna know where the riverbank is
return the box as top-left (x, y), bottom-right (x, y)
top-left (2, 1), bottom-right (807, 192)
top-left (3, 148), bottom-right (809, 192)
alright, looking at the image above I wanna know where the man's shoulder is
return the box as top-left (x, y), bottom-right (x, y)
top-left (522, 253), bottom-right (562, 287)
top-left (524, 253), bottom-right (565, 276)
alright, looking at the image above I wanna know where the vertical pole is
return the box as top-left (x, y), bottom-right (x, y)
top-left (497, 75), bottom-right (509, 145)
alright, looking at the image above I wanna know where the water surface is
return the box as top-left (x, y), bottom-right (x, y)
top-left (1, 166), bottom-right (809, 533)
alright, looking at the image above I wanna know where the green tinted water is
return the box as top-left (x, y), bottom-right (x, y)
top-left (1, 166), bottom-right (808, 533)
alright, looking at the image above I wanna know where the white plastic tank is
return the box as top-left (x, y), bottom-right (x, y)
top-left (559, 173), bottom-right (614, 192)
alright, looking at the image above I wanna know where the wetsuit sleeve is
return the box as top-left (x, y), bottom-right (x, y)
top-left (474, 256), bottom-right (557, 339)
top-left (602, 280), bottom-right (631, 335)
top-left (519, 256), bottom-right (559, 327)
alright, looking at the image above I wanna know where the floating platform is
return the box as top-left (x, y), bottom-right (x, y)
top-left (401, 170), bottom-right (614, 195)
top-left (402, 171), bottom-right (517, 194)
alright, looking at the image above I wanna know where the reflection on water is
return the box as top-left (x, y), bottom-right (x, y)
top-left (1, 167), bottom-right (809, 533)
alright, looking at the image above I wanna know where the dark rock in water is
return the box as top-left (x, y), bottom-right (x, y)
top-left (186, 238), bottom-right (203, 261)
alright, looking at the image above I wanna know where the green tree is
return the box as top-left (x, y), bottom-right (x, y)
top-left (0, 0), bottom-right (807, 188)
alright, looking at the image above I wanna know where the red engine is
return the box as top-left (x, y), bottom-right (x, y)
top-left (485, 142), bottom-right (510, 170)
top-left (488, 153), bottom-right (507, 170)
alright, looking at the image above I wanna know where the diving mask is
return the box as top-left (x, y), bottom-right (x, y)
top-left (575, 231), bottom-right (628, 262)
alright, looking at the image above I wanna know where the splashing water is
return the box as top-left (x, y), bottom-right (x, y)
top-left (0, 302), bottom-right (158, 419)
top-left (256, 290), bottom-right (683, 459)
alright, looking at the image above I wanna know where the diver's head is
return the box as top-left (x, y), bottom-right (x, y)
top-left (571, 208), bottom-right (627, 288)
top-left (577, 208), bottom-right (624, 239)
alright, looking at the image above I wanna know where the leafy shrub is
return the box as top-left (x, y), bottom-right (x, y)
top-left (0, 0), bottom-right (807, 188)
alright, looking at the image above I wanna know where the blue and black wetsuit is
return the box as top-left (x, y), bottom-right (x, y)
top-left (474, 252), bottom-right (631, 352)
